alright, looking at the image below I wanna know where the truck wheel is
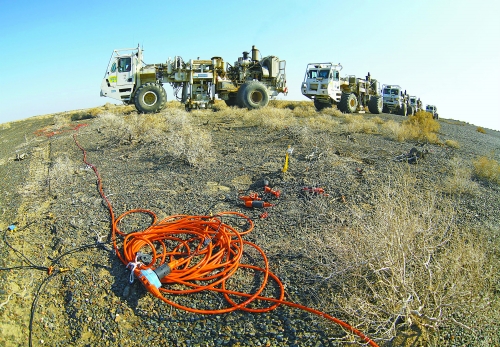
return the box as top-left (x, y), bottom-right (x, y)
top-left (407, 105), bottom-right (415, 116)
top-left (134, 83), bottom-right (167, 113)
top-left (400, 104), bottom-right (408, 116)
top-left (368, 95), bottom-right (383, 114)
top-left (314, 98), bottom-right (332, 111)
top-left (225, 93), bottom-right (237, 107)
top-left (237, 81), bottom-right (269, 109)
top-left (339, 93), bottom-right (357, 113)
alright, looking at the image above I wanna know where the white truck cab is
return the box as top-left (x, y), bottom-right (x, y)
top-left (301, 63), bottom-right (343, 110)
top-left (426, 105), bottom-right (438, 119)
top-left (100, 46), bottom-right (143, 104)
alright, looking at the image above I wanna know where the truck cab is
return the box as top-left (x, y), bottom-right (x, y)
top-left (409, 96), bottom-right (422, 111)
top-left (382, 85), bottom-right (409, 115)
top-left (426, 105), bottom-right (439, 119)
top-left (301, 63), bottom-right (343, 109)
top-left (100, 46), bottom-right (142, 104)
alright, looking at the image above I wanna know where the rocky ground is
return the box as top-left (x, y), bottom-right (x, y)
top-left (0, 104), bottom-right (499, 347)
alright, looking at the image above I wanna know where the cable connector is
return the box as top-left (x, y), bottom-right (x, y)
top-left (264, 185), bottom-right (281, 198)
top-left (136, 268), bottom-right (162, 298)
top-left (239, 194), bottom-right (273, 208)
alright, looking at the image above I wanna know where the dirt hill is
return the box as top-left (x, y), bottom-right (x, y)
top-left (1, 101), bottom-right (499, 346)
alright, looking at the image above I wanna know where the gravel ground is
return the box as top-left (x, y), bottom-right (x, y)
top-left (0, 107), bottom-right (499, 347)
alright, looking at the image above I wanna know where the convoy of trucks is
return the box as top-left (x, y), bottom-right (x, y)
top-left (100, 45), bottom-right (436, 117)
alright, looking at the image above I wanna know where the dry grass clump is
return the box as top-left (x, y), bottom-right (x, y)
top-left (52, 114), bottom-right (71, 129)
top-left (96, 109), bottom-right (213, 166)
top-left (301, 168), bottom-right (498, 343)
top-left (66, 103), bottom-right (136, 121)
top-left (268, 100), bottom-right (312, 110)
top-left (162, 112), bottom-right (213, 166)
top-left (402, 111), bottom-right (441, 143)
top-left (382, 111), bottom-right (440, 143)
top-left (473, 156), bottom-right (500, 184)
top-left (290, 105), bottom-right (319, 118)
top-left (320, 107), bottom-right (344, 118)
top-left (242, 107), bottom-right (296, 131)
top-left (343, 115), bottom-right (379, 134)
top-left (302, 114), bottom-right (340, 131)
top-left (442, 157), bottom-right (479, 194)
top-left (371, 116), bottom-right (385, 125)
top-left (381, 119), bottom-right (405, 141)
top-left (476, 126), bottom-right (487, 134)
top-left (444, 139), bottom-right (460, 148)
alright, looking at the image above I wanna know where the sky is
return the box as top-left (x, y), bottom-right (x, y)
top-left (1, 0), bottom-right (499, 131)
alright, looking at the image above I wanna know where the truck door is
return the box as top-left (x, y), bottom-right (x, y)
top-left (100, 58), bottom-right (119, 101)
top-left (117, 57), bottom-right (133, 86)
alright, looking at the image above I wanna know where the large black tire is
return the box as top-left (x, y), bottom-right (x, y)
top-left (368, 95), bottom-right (383, 114)
top-left (407, 105), bottom-right (415, 116)
top-left (134, 83), bottom-right (167, 113)
top-left (400, 103), bottom-right (408, 117)
top-left (339, 93), bottom-right (357, 113)
top-left (224, 93), bottom-right (237, 107)
top-left (382, 104), bottom-right (389, 113)
top-left (314, 98), bottom-right (332, 111)
top-left (236, 81), bottom-right (269, 109)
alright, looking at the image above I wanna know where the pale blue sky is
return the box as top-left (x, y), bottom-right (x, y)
top-left (1, 0), bottom-right (499, 130)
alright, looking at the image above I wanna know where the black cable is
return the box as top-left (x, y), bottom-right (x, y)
top-left (1, 223), bottom-right (113, 347)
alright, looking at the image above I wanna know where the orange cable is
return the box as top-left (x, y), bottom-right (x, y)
top-left (73, 126), bottom-right (379, 347)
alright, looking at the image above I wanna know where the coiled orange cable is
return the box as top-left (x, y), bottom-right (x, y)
top-left (73, 128), bottom-right (379, 347)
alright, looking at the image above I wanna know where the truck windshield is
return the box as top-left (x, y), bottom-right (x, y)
top-left (319, 70), bottom-right (329, 78)
top-left (383, 88), bottom-right (399, 95)
top-left (308, 70), bottom-right (318, 78)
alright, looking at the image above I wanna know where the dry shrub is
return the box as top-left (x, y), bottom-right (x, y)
top-left (371, 116), bottom-right (385, 125)
top-left (381, 119), bottom-right (405, 141)
top-left (442, 157), bottom-right (479, 194)
top-left (53, 114), bottom-right (71, 129)
top-left (97, 112), bottom-right (127, 135)
top-left (301, 168), bottom-right (498, 343)
top-left (476, 126), bottom-right (486, 134)
top-left (268, 100), bottom-right (312, 110)
top-left (1, 122), bottom-right (11, 130)
top-left (444, 139), bottom-right (460, 148)
top-left (97, 110), bottom-right (212, 166)
top-left (320, 107), bottom-right (344, 118)
top-left (302, 114), bottom-right (340, 131)
top-left (163, 100), bottom-right (185, 109)
top-left (382, 112), bottom-right (440, 143)
top-left (243, 107), bottom-right (296, 131)
top-left (291, 105), bottom-right (318, 118)
top-left (402, 111), bottom-right (440, 143)
top-left (473, 156), bottom-right (500, 184)
top-left (343, 115), bottom-right (379, 134)
top-left (163, 124), bottom-right (213, 166)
